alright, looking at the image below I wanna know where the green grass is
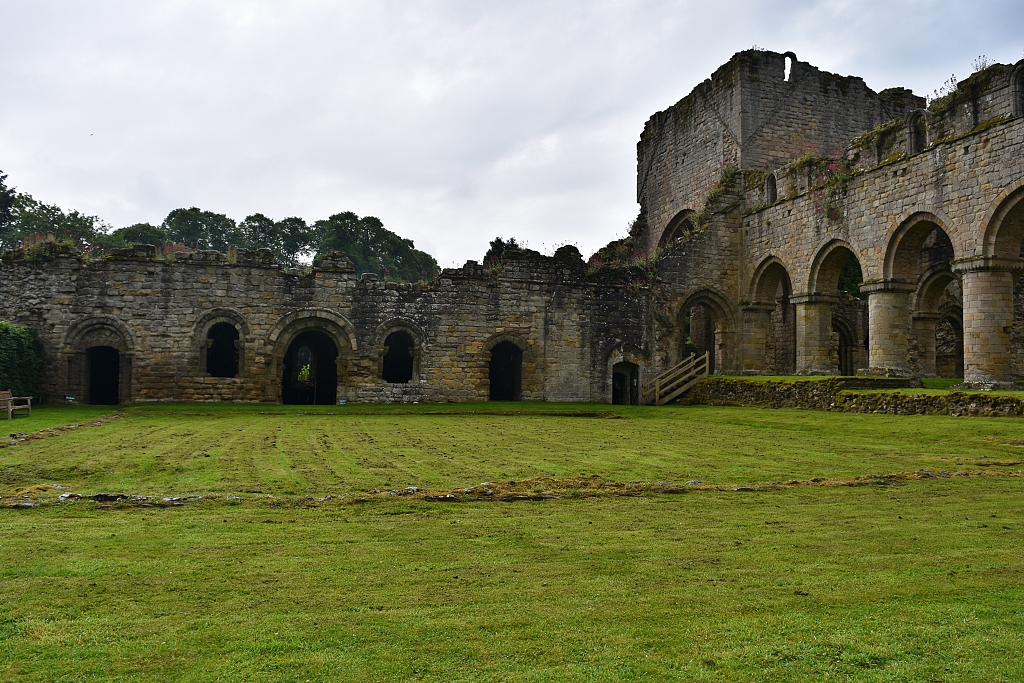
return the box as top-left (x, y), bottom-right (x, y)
top-left (1, 405), bottom-right (117, 433)
top-left (2, 479), bottom-right (1022, 681)
top-left (3, 403), bottom-right (1024, 497)
top-left (2, 403), bottom-right (1024, 681)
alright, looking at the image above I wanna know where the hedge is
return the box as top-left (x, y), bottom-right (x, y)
top-left (0, 321), bottom-right (44, 398)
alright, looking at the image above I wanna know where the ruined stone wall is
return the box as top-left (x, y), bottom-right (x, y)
top-left (0, 246), bottom-right (649, 404)
top-left (638, 49), bottom-right (922, 251)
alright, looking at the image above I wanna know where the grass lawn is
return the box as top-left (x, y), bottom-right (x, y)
top-left (2, 403), bottom-right (1023, 681)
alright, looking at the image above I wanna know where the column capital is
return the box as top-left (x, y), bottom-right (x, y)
top-left (951, 255), bottom-right (1024, 274)
top-left (790, 293), bottom-right (838, 305)
top-left (859, 279), bottom-right (917, 294)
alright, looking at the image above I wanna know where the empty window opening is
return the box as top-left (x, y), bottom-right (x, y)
top-left (488, 341), bottom-right (523, 401)
top-left (282, 330), bottom-right (338, 405)
top-left (382, 331), bottom-right (415, 384)
top-left (206, 322), bottom-right (239, 377)
top-left (87, 346), bottom-right (120, 405)
top-left (659, 210), bottom-right (693, 248)
top-left (784, 56), bottom-right (793, 82)
top-left (612, 362), bottom-right (639, 405)
top-left (765, 175), bottom-right (778, 204)
top-left (908, 113), bottom-right (926, 155)
top-left (1013, 66), bottom-right (1024, 117)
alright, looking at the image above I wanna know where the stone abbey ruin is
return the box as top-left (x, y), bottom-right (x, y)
top-left (2, 49), bottom-right (1024, 404)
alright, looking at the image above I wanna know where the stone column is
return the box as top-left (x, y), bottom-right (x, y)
top-left (791, 294), bottom-right (837, 375)
top-left (861, 281), bottom-right (916, 377)
top-left (740, 304), bottom-right (774, 374)
top-left (911, 312), bottom-right (940, 378)
top-left (954, 257), bottom-right (1023, 387)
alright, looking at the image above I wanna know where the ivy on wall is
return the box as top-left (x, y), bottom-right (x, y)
top-left (0, 322), bottom-right (44, 398)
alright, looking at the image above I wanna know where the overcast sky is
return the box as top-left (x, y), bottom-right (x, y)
top-left (1, 1), bottom-right (1021, 267)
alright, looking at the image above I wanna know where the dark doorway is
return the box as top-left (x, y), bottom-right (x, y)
top-left (382, 331), bottom-right (415, 384)
top-left (88, 346), bottom-right (120, 405)
top-left (206, 323), bottom-right (239, 377)
top-left (612, 362), bottom-right (639, 405)
top-left (683, 303), bottom-right (717, 374)
top-left (834, 322), bottom-right (855, 376)
top-left (282, 331), bottom-right (338, 405)
top-left (488, 341), bottom-right (522, 401)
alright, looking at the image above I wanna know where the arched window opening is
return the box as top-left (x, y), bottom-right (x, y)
top-left (612, 362), bottom-right (639, 405)
top-left (488, 341), bottom-right (523, 401)
top-left (382, 331), bottom-right (415, 384)
top-left (659, 210), bottom-right (693, 248)
top-left (1013, 66), bottom-right (1024, 117)
top-left (765, 174), bottom-right (778, 205)
top-left (87, 346), bottom-right (120, 405)
top-left (907, 112), bottom-right (926, 155)
top-left (206, 322), bottom-right (240, 378)
top-left (784, 56), bottom-right (793, 82)
top-left (282, 331), bottom-right (338, 405)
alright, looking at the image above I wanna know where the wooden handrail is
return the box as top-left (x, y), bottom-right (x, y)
top-left (641, 351), bottom-right (710, 405)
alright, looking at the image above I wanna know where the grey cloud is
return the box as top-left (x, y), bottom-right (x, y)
top-left (1, 0), bottom-right (1021, 266)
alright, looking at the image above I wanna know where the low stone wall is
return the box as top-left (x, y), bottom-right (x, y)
top-left (684, 377), bottom-right (1024, 417)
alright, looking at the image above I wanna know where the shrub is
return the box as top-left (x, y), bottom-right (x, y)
top-left (0, 322), bottom-right (44, 399)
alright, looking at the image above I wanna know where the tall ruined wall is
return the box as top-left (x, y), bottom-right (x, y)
top-left (638, 49), bottom-right (923, 250)
top-left (0, 246), bottom-right (649, 404)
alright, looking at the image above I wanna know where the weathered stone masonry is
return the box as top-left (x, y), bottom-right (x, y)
top-left (0, 245), bottom-right (650, 404)
top-left (2, 49), bottom-right (1022, 403)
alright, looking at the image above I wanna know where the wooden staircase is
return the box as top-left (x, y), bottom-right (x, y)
top-left (641, 351), bottom-right (710, 405)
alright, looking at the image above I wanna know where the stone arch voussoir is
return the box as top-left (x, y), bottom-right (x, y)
top-left (883, 210), bottom-right (958, 282)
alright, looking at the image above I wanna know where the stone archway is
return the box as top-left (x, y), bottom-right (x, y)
top-left (268, 309), bottom-right (358, 404)
top-left (63, 316), bottom-right (134, 405)
top-left (677, 291), bottom-right (735, 375)
top-left (745, 256), bottom-right (796, 374)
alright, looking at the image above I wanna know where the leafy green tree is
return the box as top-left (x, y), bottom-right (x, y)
top-left (111, 223), bottom-right (170, 247)
top-left (8, 192), bottom-right (109, 247)
top-left (483, 236), bottom-right (521, 266)
top-left (162, 208), bottom-right (241, 250)
top-left (313, 212), bottom-right (437, 282)
top-left (837, 255), bottom-right (865, 299)
top-left (0, 171), bottom-right (16, 250)
top-left (0, 322), bottom-right (44, 399)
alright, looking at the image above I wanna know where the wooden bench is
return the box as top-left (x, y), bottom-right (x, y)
top-left (1, 390), bottom-right (32, 419)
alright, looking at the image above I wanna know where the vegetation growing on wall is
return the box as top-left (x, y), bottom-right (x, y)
top-left (0, 321), bottom-right (44, 399)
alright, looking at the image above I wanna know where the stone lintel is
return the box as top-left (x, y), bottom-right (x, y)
top-left (950, 256), bottom-right (1024, 274)
top-left (789, 293), bottom-right (838, 305)
top-left (858, 280), bottom-right (917, 295)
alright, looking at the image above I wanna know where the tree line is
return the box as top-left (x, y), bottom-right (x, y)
top-left (0, 171), bottom-right (438, 282)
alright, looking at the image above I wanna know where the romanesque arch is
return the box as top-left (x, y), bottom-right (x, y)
top-left (194, 308), bottom-right (250, 379)
top-left (606, 343), bottom-right (644, 405)
top-left (795, 240), bottom-right (866, 375)
top-left (745, 256), bottom-right (795, 374)
top-left (268, 309), bottom-right (358, 404)
top-left (482, 332), bottom-right (531, 401)
top-left (659, 209), bottom-right (694, 247)
top-left (964, 182), bottom-right (1024, 384)
top-left (63, 316), bottom-right (134, 405)
top-left (1012, 61), bottom-right (1024, 118)
top-left (375, 318), bottom-right (426, 384)
top-left (906, 110), bottom-right (927, 155)
top-left (884, 212), bottom-right (958, 282)
top-left (678, 290), bottom-right (735, 374)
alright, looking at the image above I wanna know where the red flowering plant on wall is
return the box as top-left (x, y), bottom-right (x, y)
top-left (810, 152), bottom-right (855, 222)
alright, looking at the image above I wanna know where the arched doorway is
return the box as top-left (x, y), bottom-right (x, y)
top-left (935, 313), bottom-right (964, 378)
top-left (282, 330), bottom-right (338, 405)
top-left (800, 241), bottom-right (868, 375)
top-left (680, 294), bottom-right (732, 374)
top-left (488, 341), bottom-right (522, 401)
top-left (206, 322), bottom-right (240, 377)
top-left (612, 362), bottom-right (639, 405)
top-left (382, 331), bottom-right (415, 384)
top-left (749, 258), bottom-right (795, 374)
top-left (88, 346), bottom-right (120, 405)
